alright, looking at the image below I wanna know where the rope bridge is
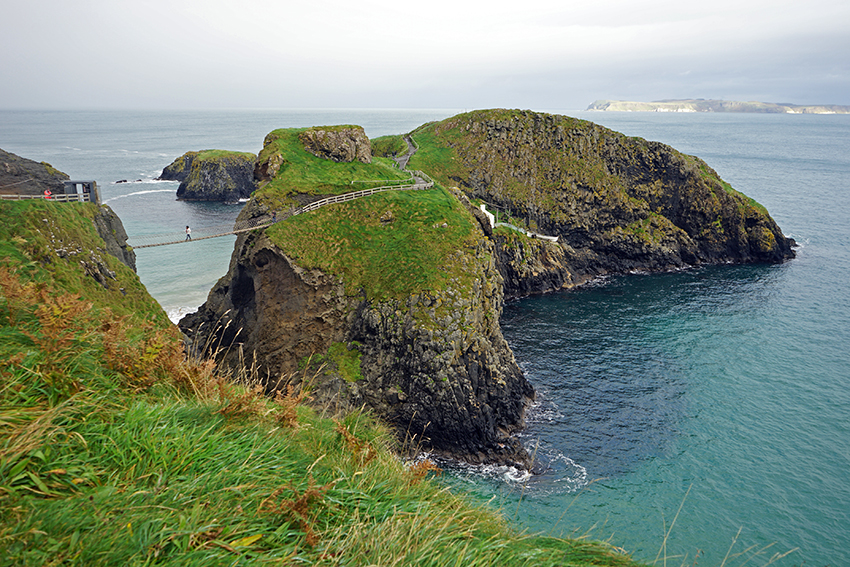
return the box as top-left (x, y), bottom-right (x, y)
top-left (127, 178), bottom-right (433, 249)
top-left (127, 214), bottom-right (278, 249)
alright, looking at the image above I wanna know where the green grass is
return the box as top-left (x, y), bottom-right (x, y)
top-left (371, 135), bottom-right (409, 158)
top-left (0, 200), bottom-right (170, 324)
top-left (326, 342), bottom-right (363, 382)
top-left (266, 186), bottom-right (480, 301)
top-left (253, 127), bottom-right (410, 210)
top-left (195, 150), bottom-right (256, 161)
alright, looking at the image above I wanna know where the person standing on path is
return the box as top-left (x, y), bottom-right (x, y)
top-left (185, 225), bottom-right (191, 241)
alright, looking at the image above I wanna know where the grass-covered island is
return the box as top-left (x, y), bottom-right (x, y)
top-left (2, 111), bottom-right (797, 564)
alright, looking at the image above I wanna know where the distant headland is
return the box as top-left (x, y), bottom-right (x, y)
top-left (587, 99), bottom-right (850, 114)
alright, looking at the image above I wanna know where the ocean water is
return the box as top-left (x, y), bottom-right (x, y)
top-left (2, 109), bottom-right (848, 565)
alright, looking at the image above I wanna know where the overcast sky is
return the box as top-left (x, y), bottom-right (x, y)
top-left (2, 0), bottom-right (848, 110)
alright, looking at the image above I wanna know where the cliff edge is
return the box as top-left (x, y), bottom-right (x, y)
top-left (2, 148), bottom-right (136, 272)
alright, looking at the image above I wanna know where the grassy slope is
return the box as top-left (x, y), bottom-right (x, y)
top-left (0, 201), bottom-right (647, 565)
top-left (253, 128), bottom-right (411, 211)
top-left (370, 134), bottom-right (409, 158)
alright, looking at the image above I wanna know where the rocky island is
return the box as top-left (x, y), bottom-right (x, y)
top-left (179, 110), bottom-right (795, 469)
top-left (159, 149), bottom-right (258, 202)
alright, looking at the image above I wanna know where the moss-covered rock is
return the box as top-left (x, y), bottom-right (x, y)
top-left (299, 125), bottom-right (372, 164)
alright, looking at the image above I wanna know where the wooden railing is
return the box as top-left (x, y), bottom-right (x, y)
top-left (298, 180), bottom-right (433, 215)
top-left (0, 193), bottom-right (92, 203)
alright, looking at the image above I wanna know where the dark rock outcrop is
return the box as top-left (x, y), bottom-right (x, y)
top-left (298, 126), bottom-right (372, 164)
top-left (160, 151), bottom-right (258, 202)
top-left (93, 205), bottom-right (137, 272)
top-left (1, 148), bottom-right (69, 196)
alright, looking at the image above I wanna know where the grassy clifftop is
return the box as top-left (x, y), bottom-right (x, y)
top-left (266, 186), bottom-right (480, 301)
top-left (252, 126), bottom-right (411, 211)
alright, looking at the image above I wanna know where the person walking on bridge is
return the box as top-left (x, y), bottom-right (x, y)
top-left (185, 225), bottom-right (191, 241)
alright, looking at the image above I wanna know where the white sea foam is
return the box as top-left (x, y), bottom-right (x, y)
top-left (104, 188), bottom-right (174, 203)
top-left (523, 388), bottom-right (565, 424)
top-left (407, 453), bottom-right (533, 483)
top-left (167, 306), bottom-right (196, 324)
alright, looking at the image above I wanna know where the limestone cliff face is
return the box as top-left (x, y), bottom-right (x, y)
top-left (179, 198), bottom-right (534, 467)
top-left (160, 151), bottom-right (258, 202)
top-left (411, 110), bottom-right (795, 296)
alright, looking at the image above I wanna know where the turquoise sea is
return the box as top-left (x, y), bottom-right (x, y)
top-left (1, 109), bottom-right (847, 566)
